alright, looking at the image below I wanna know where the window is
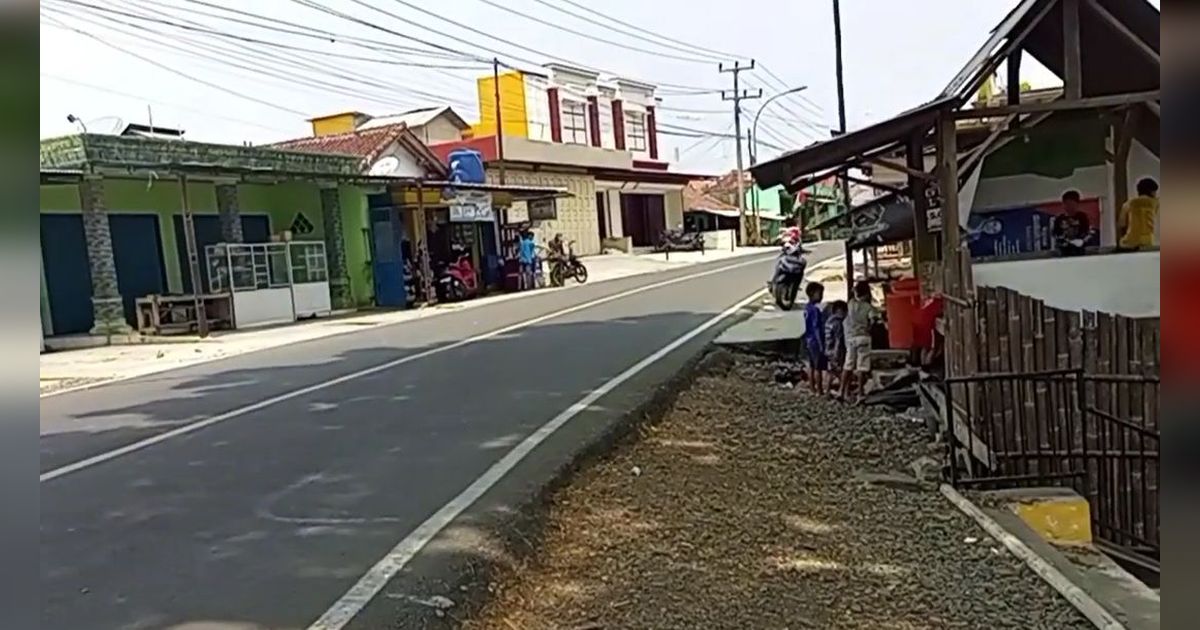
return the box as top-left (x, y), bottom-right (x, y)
top-left (561, 100), bottom-right (589, 144)
top-left (625, 111), bottom-right (647, 152)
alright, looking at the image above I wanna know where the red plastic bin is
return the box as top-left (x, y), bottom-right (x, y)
top-left (884, 278), bottom-right (921, 349)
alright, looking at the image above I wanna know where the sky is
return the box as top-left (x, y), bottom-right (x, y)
top-left (39, 0), bottom-right (1108, 175)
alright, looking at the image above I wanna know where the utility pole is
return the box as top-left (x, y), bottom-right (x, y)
top-left (832, 0), bottom-right (854, 298)
top-left (493, 57), bottom-right (506, 184)
top-left (720, 60), bottom-right (762, 245)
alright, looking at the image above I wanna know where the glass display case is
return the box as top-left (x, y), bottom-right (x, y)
top-left (205, 241), bottom-right (333, 329)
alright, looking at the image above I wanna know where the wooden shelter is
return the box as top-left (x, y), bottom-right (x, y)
top-left (751, 0), bottom-right (1161, 567)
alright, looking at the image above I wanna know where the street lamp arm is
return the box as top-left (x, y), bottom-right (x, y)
top-left (750, 85), bottom-right (808, 164)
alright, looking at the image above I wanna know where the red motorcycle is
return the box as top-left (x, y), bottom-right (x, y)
top-left (435, 246), bottom-right (480, 302)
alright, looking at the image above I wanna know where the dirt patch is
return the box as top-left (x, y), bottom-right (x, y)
top-left (466, 353), bottom-right (1091, 630)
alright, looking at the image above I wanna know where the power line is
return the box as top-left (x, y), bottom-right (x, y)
top-left (41, 11), bottom-right (309, 117)
top-left (516, 0), bottom-right (722, 63)
top-left (48, 0), bottom-right (536, 123)
top-left (41, 72), bottom-right (300, 135)
top-left (546, 0), bottom-right (736, 61)
top-left (472, 0), bottom-right (714, 64)
top-left (44, 4), bottom-right (476, 114)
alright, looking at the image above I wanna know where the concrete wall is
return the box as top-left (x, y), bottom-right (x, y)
top-left (489, 167), bottom-right (601, 256)
top-left (413, 116), bottom-right (464, 145)
top-left (664, 188), bottom-right (684, 229)
top-left (972, 251), bottom-right (1159, 317)
top-left (502, 135), bottom-right (633, 170)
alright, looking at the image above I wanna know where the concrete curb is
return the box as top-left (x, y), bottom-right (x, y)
top-left (939, 484), bottom-right (1127, 630)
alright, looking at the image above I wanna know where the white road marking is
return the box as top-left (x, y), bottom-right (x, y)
top-left (306, 287), bottom-right (767, 630)
top-left (40, 255), bottom-right (772, 483)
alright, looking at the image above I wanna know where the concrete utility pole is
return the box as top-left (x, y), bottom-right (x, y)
top-left (720, 60), bottom-right (762, 245)
top-left (832, 0), bottom-right (854, 298)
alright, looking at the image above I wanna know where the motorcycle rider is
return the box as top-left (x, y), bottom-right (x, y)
top-left (771, 219), bottom-right (807, 294)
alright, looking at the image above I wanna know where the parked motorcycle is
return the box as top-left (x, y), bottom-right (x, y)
top-left (656, 228), bottom-right (705, 252)
top-left (768, 242), bottom-right (807, 311)
top-left (548, 240), bottom-right (588, 286)
top-left (435, 245), bottom-right (480, 302)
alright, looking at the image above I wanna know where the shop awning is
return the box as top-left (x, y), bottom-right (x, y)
top-left (749, 97), bottom-right (956, 193)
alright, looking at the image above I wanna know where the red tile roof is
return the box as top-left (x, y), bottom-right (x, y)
top-left (683, 180), bottom-right (739, 213)
top-left (273, 123), bottom-right (449, 178)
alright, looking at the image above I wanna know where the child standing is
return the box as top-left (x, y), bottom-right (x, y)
top-left (840, 280), bottom-right (877, 404)
top-left (825, 300), bottom-right (848, 399)
top-left (802, 282), bottom-right (827, 394)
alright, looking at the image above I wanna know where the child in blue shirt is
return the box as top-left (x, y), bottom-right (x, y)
top-left (803, 281), bottom-right (827, 394)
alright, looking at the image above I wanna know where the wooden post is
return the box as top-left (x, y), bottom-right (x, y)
top-left (178, 174), bottom-right (209, 338)
top-left (1006, 49), bottom-right (1023, 131)
top-left (937, 112), bottom-right (961, 297)
top-left (1063, 0), bottom-right (1083, 100)
top-left (1111, 108), bottom-right (1138, 236)
top-left (417, 182), bottom-right (436, 305)
top-left (907, 130), bottom-right (936, 273)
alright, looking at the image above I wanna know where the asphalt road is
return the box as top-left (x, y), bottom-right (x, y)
top-left (40, 244), bottom-right (841, 630)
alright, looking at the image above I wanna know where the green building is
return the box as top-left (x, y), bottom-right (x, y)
top-left (39, 133), bottom-right (374, 337)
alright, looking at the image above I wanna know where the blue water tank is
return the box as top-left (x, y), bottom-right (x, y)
top-left (448, 149), bottom-right (486, 184)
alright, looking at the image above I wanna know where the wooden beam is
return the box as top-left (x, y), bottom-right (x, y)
top-left (955, 0), bottom-right (1059, 102)
top-left (952, 90), bottom-right (1161, 119)
top-left (937, 113), bottom-right (961, 294)
top-left (866, 155), bottom-right (936, 181)
top-left (844, 174), bottom-right (906, 195)
top-left (959, 114), bottom-right (1018, 177)
top-left (1084, 0), bottom-right (1159, 63)
top-left (1063, 0), bottom-right (1083, 100)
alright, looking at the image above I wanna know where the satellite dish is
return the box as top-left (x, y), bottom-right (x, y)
top-left (368, 155), bottom-right (401, 176)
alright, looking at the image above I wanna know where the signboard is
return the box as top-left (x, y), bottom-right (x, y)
top-left (965, 197), bottom-right (1101, 258)
top-left (925, 181), bottom-right (943, 231)
top-left (528, 197), bottom-right (558, 221)
top-left (506, 201), bottom-right (530, 225)
top-left (448, 190), bottom-right (495, 223)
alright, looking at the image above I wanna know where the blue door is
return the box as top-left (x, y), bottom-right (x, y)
top-left (41, 214), bottom-right (93, 335)
top-left (109, 214), bottom-right (168, 326)
top-left (173, 214), bottom-right (271, 293)
top-left (369, 207), bottom-right (406, 307)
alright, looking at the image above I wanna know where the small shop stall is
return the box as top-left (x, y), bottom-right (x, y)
top-left (371, 177), bottom-right (571, 307)
top-left (204, 240), bottom-right (332, 329)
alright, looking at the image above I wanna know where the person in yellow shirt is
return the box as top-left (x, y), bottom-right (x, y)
top-left (1118, 177), bottom-right (1159, 249)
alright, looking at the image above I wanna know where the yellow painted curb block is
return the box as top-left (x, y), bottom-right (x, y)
top-left (1012, 495), bottom-right (1093, 547)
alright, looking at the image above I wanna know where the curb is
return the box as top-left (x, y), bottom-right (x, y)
top-left (938, 484), bottom-right (1126, 630)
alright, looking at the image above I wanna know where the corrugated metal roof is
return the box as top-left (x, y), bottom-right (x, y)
top-left (358, 106), bottom-right (469, 131)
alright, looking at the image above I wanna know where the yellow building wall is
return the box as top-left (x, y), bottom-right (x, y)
top-left (311, 113), bottom-right (359, 137)
top-left (474, 71), bottom-right (528, 139)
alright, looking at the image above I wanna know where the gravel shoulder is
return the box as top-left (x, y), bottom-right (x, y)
top-left (466, 351), bottom-right (1092, 630)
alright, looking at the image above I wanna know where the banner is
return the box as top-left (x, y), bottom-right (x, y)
top-left (448, 190), bottom-right (494, 222)
top-left (965, 197), bottom-right (1101, 257)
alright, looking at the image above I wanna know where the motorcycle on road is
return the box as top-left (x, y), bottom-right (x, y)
top-left (768, 242), bottom-right (807, 311)
top-left (548, 240), bottom-right (588, 287)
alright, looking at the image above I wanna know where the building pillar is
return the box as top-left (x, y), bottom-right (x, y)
top-left (319, 185), bottom-right (353, 309)
top-left (215, 183), bottom-right (244, 243)
top-left (79, 176), bottom-right (130, 334)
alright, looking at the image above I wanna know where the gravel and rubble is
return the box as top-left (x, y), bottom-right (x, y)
top-left (467, 351), bottom-right (1092, 630)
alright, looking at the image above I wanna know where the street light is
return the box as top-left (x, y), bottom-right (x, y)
top-left (748, 86), bottom-right (808, 243)
top-left (750, 86), bottom-right (808, 166)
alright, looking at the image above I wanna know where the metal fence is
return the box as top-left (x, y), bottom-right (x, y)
top-left (944, 369), bottom-right (1160, 564)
